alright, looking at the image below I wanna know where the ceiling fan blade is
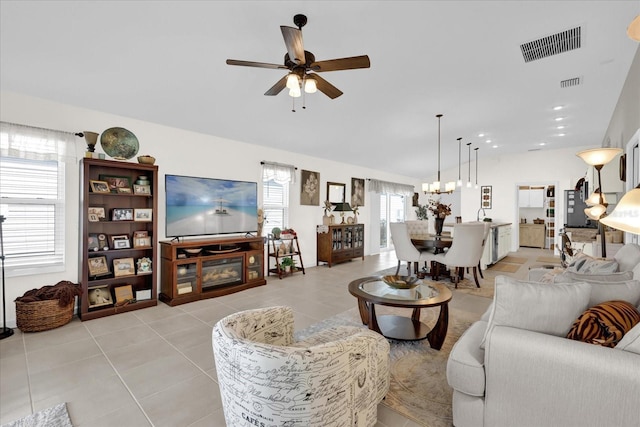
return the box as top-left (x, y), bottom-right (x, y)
top-left (226, 59), bottom-right (288, 70)
top-left (264, 75), bottom-right (288, 96)
top-left (311, 74), bottom-right (343, 99)
top-left (280, 26), bottom-right (305, 65)
top-left (310, 55), bottom-right (371, 72)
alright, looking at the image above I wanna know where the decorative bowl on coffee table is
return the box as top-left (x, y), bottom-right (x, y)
top-left (382, 275), bottom-right (420, 289)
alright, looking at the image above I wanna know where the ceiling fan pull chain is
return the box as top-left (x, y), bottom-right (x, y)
top-left (292, 96), bottom-right (296, 112)
top-left (302, 89), bottom-right (306, 109)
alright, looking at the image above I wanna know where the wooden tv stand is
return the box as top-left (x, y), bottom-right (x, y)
top-left (160, 235), bottom-right (266, 306)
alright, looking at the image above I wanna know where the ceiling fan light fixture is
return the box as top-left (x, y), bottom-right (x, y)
top-left (304, 77), bottom-right (317, 93)
top-left (289, 86), bottom-right (301, 98)
top-left (286, 73), bottom-right (300, 89)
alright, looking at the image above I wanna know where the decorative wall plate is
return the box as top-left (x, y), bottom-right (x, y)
top-left (100, 127), bottom-right (139, 160)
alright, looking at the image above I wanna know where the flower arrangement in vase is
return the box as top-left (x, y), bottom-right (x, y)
top-left (428, 198), bottom-right (451, 236)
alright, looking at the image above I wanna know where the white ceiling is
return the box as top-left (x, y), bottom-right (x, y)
top-left (1, 1), bottom-right (638, 180)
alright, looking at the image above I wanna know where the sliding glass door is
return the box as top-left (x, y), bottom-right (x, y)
top-left (379, 193), bottom-right (406, 250)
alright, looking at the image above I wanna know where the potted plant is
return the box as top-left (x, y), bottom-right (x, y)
top-left (271, 227), bottom-right (281, 239)
top-left (280, 256), bottom-right (296, 272)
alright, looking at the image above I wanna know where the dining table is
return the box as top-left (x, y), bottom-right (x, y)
top-left (411, 234), bottom-right (455, 280)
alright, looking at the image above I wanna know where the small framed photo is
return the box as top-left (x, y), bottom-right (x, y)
top-left (114, 284), bottom-right (134, 304)
top-left (110, 234), bottom-right (131, 249)
top-left (88, 285), bottom-right (113, 308)
top-left (88, 256), bottom-right (110, 277)
top-left (117, 187), bottom-right (132, 194)
top-left (88, 213), bottom-right (100, 222)
top-left (88, 233), bottom-right (100, 252)
top-left (88, 206), bottom-right (106, 220)
top-left (97, 233), bottom-right (109, 251)
top-left (133, 184), bottom-right (151, 195)
top-left (134, 236), bottom-right (152, 248)
top-left (112, 208), bottom-right (133, 221)
top-left (113, 257), bottom-right (135, 277)
top-left (89, 180), bottom-right (111, 194)
top-left (133, 230), bottom-right (148, 238)
top-left (136, 257), bottom-right (152, 274)
top-left (99, 175), bottom-right (131, 193)
top-left (134, 208), bottom-right (153, 222)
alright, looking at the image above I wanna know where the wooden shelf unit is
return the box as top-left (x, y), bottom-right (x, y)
top-left (79, 158), bottom-right (158, 321)
top-left (159, 235), bottom-right (266, 306)
top-left (316, 224), bottom-right (365, 267)
top-left (267, 234), bottom-right (305, 279)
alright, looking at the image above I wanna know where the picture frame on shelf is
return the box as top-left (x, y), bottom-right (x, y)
top-left (136, 289), bottom-right (152, 301)
top-left (113, 257), bottom-right (135, 277)
top-left (89, 180), bottom-right (111, 194)
top-left (88, 256), bottom-right (110, 277)
top-left (117, 187), bottom-right (132, 194)
top-left (134, 208), bottom-right (153, 222)
top-left (88, 213), bottom-right (100, 222)
top-left (114, 284), bottom-right (134, 304)
top-left (136, 257), bottom-right (152, 274)
top-left (133, 184), bottom-right (151, 195)
top-left (88, 206), bottom-right (106, 220)
top-left (134, 236), bottom-right (152, 248)
top-left (88, 285), bottom-right (113, 308)
top-left (112, 208), bottom-right (133, 221)
top-left (88, 233), bottom-right (100, 252)
top-left (97, 233), bottom-right (109, 251)
top-left (110, 234), bottom-right (131, 250)
top-left (99, 174), bottom-right (131, 193)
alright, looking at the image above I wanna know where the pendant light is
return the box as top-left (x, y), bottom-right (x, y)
top-left (466, 142), bottom-right (472, 188)
top-left (474, 147), bottom-right (479, 189)
top-left (457, 137), bottom-right (463, 187)
top-left (422, 114), bottom-right (455, 194)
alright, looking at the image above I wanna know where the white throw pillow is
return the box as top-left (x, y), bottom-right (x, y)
top-left (480, 276), bottom-right (591, 349)
top-left (616, 322), bottom-right (640, 355)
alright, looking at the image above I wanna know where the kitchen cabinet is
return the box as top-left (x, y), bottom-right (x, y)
top-left (519, 223), bottom-right (545, 248)
top-left (518, 186), bottom-right (544, 208)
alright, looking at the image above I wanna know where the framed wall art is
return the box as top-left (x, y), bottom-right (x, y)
top-left (350, 178), bottom-right (365, 207)
top-left (481, 185), bottom-right (492, 209)
top-left (300, 170), bottom-right (320, 206)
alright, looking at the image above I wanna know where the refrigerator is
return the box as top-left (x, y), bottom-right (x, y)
top-left (564, 189), bottom-right (596, 228)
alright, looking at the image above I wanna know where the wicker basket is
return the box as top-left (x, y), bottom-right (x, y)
top-left (16, 299), bottom-right (75, 332)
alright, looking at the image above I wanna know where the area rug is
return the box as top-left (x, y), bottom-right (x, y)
top-left (1, 403), bottom-right (72, 427)
top-left (499, 256), bottom-right (527, 264)
top-left (536, 256), bottom-right (562, 264)
top-left (295, 306), bottom-right (478, 427)
top-left (375, 267), bottom-right (494, 299)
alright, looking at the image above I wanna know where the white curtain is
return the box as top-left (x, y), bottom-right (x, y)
top-left (262, 161), bottom-right (296, 184)
top-left (368, 179), bottom-right (414, 195)
top-left (0, 122), bottom-right (77, 162)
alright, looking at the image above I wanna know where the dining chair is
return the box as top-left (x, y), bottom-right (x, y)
top-left (390, 222), bottom-right (430, 275)
top-left (431, 222), bottom-right (486, 288)
top-left (476, 221), bottom-right (492, 279)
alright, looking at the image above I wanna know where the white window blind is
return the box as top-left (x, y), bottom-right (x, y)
top-left (0, 122), bottom-right (75, 275)
top-left (263, 179), bottom-right (289, 232)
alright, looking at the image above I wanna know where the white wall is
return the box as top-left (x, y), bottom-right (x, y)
top-left (0, 91), bottom-right (422, 326)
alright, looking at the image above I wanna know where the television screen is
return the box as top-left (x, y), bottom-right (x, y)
top-left (165, 174), bottom-right (258, 237)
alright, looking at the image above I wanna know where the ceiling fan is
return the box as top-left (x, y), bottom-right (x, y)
top-left (226, 14), bottom-right (370, 100)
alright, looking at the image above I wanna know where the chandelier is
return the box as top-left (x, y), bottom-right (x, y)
top-left (422, 114), bottom-right (455, 194)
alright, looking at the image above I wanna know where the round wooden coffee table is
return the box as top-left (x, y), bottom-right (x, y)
top-left (348, 276), bottom-right (452, 349)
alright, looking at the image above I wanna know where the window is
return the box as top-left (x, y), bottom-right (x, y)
top-left (379, 193), bottom-right (406, 249)
top-left (262, 179), bottom-right (289, 232)
top-left (0, 122), bottom-right (74, 276)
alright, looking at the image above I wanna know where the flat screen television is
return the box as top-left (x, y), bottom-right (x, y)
top-left (165, 174), bottom-right (258, 238)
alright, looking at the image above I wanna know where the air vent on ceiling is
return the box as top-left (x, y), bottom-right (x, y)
top-left (520, 26), bottom-right (581, 63)
top-left (561, 76), bottom-right (582, 88)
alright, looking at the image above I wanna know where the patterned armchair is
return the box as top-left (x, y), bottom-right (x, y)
top-left (212, 306), bottom-right (390, 426)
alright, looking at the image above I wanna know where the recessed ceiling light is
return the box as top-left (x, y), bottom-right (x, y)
top-left (478, 133), bottom-right (485, 137)
top-left (539, 142), bottom-right (546, 146)
top-left (553, 105), bottom-right (564, 111)
top-left (555, 117), bottom-right (564, 121)
top-left (557, 125), bottom-right (565, 129)
top-left (492, 145), bottom-right (498, 148)
top-left (557, 133), bottom-right (566, 137)
top-left (485, 139), bottom-right (492, 143)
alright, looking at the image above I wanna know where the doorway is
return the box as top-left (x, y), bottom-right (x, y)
top-left (516, 181), bottom-right (558, 253)
top-left (379, 193), bottom-right (406, 250)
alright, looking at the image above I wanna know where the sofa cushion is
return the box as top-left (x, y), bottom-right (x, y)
top-left (561, 270), bottom-right (635, 283)
top-left (481, 276), bottom-right (591, 348)
top-left (616, 322), bottom-right (640, 354)
top-left (588, 280), bottom-right (640, 307)
top-left (567, 300), bottom-right (640, 347)
top-left (613, 243), bottom-right (640, 273)
top-left (446, 320), bottom-right (487, 397)
top-left (634, 262), bottom-right (640, 281)
top-left (568, 256), bottom-right (619, 274)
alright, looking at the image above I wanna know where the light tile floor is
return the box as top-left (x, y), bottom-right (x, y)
top-left (0, 249), bottom-right (546, 426)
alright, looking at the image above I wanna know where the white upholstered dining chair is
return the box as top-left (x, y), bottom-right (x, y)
top-left (390, 222), bottom-right (430, 275)
top-left (431, 222), bottom-right (486, 288)
top-left (212, 306), bottom-right (390, 427)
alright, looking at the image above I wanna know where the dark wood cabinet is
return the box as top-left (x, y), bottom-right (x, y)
top-left (316, 224), bottom-right (364, 267)
top-left (79, 158), bottom-right (158, 320)
top-left (159, 235), bottom-right (266, 306)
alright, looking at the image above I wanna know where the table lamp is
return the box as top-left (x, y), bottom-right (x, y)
top-left (333, 202), bottom-right (353, 224)
top-left (576, 147), bottom-right (623, 257)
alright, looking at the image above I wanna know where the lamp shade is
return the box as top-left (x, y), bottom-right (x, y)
top-left (585, 190), bottom-right (607, 206)
top-left (584, 205), bottom-right (607, 220)
top-left (599, 186), bottom-right (640, 234)
top-left (576, 148), bottom-right (623, 166)
top-left (628, 14), bottom-right (640, 42)
top-left (286, 73), bottom-right (300, 89)
top-left (304, 77), bottom-right (317, 93)
top-left (333, 202), bottom-right (353, 212)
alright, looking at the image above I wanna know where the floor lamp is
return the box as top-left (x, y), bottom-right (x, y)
top-left (600, 184), bottom-right (640, 234)
top-left (0, 215), bottom-right (14, 339)
top-left (576, 147), bottom-right (623, 258)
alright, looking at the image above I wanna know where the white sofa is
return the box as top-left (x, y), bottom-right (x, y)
top-left (446, 272), bottom-right (640, 427)
top-left (212, 306), bottom-right (390, 427)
